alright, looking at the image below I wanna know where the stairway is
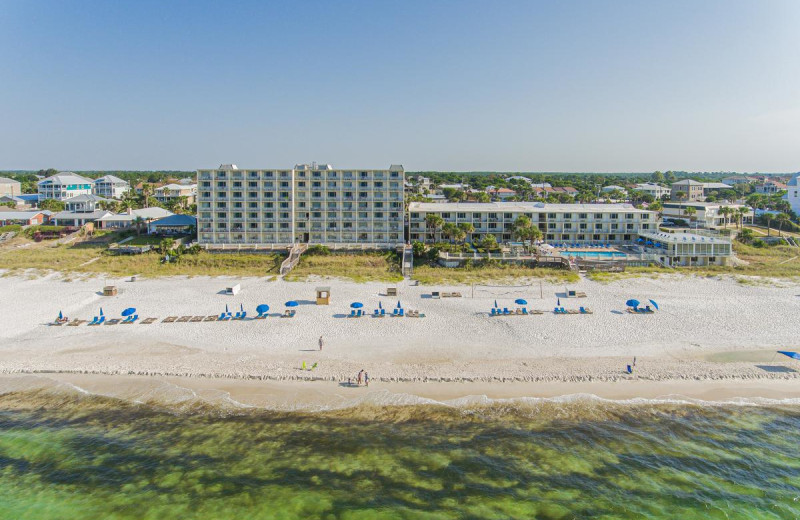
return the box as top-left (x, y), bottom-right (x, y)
top-left (401, 245), bottom-right (414, 277)
top-left (280, 243), bottom-right (308, 275)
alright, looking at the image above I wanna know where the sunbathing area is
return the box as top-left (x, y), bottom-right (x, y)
top-left (0, 272), bottom-right (798, 385)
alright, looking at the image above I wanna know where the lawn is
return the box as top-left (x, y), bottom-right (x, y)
top-left (412, 264), bottom-right (579, 285)
top-left (285, 252), bottom-right (403, 282)
top-left (0, 242), bottom-right (283, 278)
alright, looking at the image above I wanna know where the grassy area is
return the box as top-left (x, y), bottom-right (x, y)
top-left (285, 252), bottom-right (403, 282)
top-left (412, 264), bottom-right (579, 285)
top-left (122, 236), bottom-right (165, 246)
top-left (0, 242), bottom-right (282, 278)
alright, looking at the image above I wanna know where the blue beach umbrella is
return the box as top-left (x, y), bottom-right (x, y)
top-left (648, 299), bottom-right (659, 310)
top-left (494, 300), bottom-right (498, 308)
top-left (626, 299), bottom-right (640, 308)
top-left (121, 308), bottom-right (136, 316)
top-left (378, 301), bottom-right (383, 310)
top-left (240, 303), bottom-right (245, 312)
top-left (99, 308), bottom-right (104, 316)
top-left (397, 300), bottom-right (402, 309)
top-left (557, 298), bottom-right (561, 306)
top-left (58, 310), bottom-right (63, 320)
top-left (350, 302), bottom-right (363, 309)
top-left (285, 301), bottom-right (299, 307)
top-left (778, 351), bottom-right (800, 361)
top-left (256, 304), bottom-right (270, 314)
top-left (225, 304), bottom-right (229, 313)
top-left (515, 299), bottom-right (527, 305)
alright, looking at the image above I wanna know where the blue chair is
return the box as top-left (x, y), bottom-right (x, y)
top-left (491, 308), bottom-right (497, 316)
top-left (381, 309), bottom-right (386, 316)
top-left (398, 308), bottom-right (404, 317)
top-left (503, 308), bottom-right (510, 315)
top-left (374, 309), bottom-right (380, 317)
top-left (88, 316), bottom-right (99, 325)
top-left (392, 308), bottom-right (399, 316)
top-left (350, 310), bottom-right (357, 317)
top-left (96, 315), bottom-right (106, 325)
top-left (522, 308), bottom-right (529, 315)
top-left (218, 312), bottom-right (231, 321)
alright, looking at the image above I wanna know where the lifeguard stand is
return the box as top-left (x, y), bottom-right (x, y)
top-left (315, 286), bottom-right (330, 305)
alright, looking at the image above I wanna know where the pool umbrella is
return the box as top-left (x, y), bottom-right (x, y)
top-left (778, 351), bottom-right (800, 361)
top-left (285, 301), bottom-right (299, 307)
top-left (515, 299), bottom-right (527, 305)
top-left (58, 310), bottom-right (63, 320)
top-left (121, 308), bottom-right (136, 317)
top-left (648, 299), bottom-right (659, 310)
top-left (256, 304), bottom-right (270, 314)
top-left (350, 302), bottom-right (363, 309)
top-left (626, 299), bottom-right (640, 308)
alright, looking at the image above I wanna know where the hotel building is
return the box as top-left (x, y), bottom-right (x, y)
top-left (408, 202), bottom-right (658, 244)
top-left (197, 163), bottom-right (404, 246)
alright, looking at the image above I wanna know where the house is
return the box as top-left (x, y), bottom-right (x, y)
top-left (51, 210), bottom-right (111, 227)
top-left (148, 214), bottom-right (197, 235)
top-left (601, 185), bottom-right (627, 194)
top-left (487, 187), bottom-right (517, 200)
top-left (721, 175), bottom-right (758, 186)
top-left (662, 202), bottom-right (752, 228)
top-left (701, 182), bottom-right (734, 195)
top-left (634, 183), bottom-right (671, 199)
top-left (532, 186), bottom-right (578, 198)
top-left (95, 207), bottom-right (174, 230)
top-left (93, 175), bottom-right (131, 199)
top-left (755, 180), bottom-right (788, 195)
top-left (0, 210), bottom-right (51, 226)
top-left (0, 195), bottom-right (26, 208)
top-left (64, 194), bottom-right (111, 213)
top-left (637, 230), bottom-right (732, 267)
top-left (670, 180), bottom-right (705, 201)
top-left (785, 174), bottom-right (800, 215)
top-left (37, 172), bottom-right (94, 201)
top-left (154, 183), bottom-right (197, 205)
top-left (0, 177), bottom-right (22, 197)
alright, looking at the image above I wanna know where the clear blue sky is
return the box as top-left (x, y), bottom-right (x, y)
top-left (2, 0), bottom-right (799, 172)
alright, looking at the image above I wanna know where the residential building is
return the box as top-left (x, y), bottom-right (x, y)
top-left (755, 180), bottom-right (788, 195)
top-left (702, 182), bottom-right (733, 195)
top-left (64, 194), bottom-right (111, 213)
top-left (671, 180), bottom-right (705, 201)
top-left (408, 202), bottom-right (657, 244)
top-left (532, 186), bottom-right (577, 198)
top-left (95, 207), bottom-right (173, 230)
top-left (0, 177), bottom-right (22, 197)
top-left (721, 175), bottom-right (758, 186)
top-left (52, 210), bottom-right (111, 227)
top-left (662, 202), bottom-right (751, 228)
top-left (637, 230), bottom-right (732, 267)
top-left (601, 185), bottom-right (627, 194)
top-left (0, 210), bottom-right (51, 226)
top-left (786, 174), bottom-right (800, 215)
top-left (0, 195), bottom-right (25, 208)
top-left (154, 183), bottom-right (197, 205)
top-left (487, 187), bottom-right (517, 200)
top-left (93, 175), bottom-right (131, 199)
top-left (196, 163), bottom-right (405, 246)
top-left (37, 172), bottom-right (93, 201)
top-left (634, 183), bottom-right (671, 199)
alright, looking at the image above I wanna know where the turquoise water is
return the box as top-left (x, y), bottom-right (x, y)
top-left (0, 387), bottom-right (798, 519)
top-left (561, 250), bottom-right (627, 259)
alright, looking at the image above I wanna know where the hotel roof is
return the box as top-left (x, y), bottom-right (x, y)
top-left (37, 172), bottom-right (93, 185)
top-left (408, 202), bottom-right (652, 212)
top-left (639, 231), bottom-right (730, 245)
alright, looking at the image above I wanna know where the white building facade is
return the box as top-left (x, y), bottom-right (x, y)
top-left (408, 202), bottom-right (658, 244)
top-left (786, 174), bottom-right (800, 215)
top-left (37, 172), bottom-right (94, 201)
top-left (0, 177), bottom-right (22, 197)
top-left (634, 183), bottom-right (671, 199)
top-left (93, 175), bottom-right (130, 199)
top-left (197, 163), bottom-right (405, 247)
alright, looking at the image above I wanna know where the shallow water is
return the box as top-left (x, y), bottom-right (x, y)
top-left (0, 384), bottom-right (798, 519)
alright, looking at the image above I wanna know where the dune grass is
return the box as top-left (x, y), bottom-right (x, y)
top-left (0, 242), bottom-right (282, 278)
top-left (412, 264), bottom-right (579, 285)
top-left (285, 252), bottom-right (403, 282)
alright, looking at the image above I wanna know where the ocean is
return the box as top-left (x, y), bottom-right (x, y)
top-left (0, 379), bottom-right (798, 519)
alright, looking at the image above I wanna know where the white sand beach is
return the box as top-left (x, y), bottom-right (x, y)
top-left (0, 271), bottom-right (798, 402)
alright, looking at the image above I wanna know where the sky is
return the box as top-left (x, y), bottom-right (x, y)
top-left (2, 0), bottom-right (800, 173)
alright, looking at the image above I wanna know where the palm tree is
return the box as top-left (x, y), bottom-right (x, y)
top-left (737, 207), bottom-right (748, 229)
top-left (441, 222), bottom-right (459, 243)
top-left (775, 213), bottom-right (790, 237)
top-left (764, 213), bottom-right (774, 237)
top-left (457, 222), bottom-right (474, 244)
top-left (719, 206), bottom-right (730, 229)
top-left (425, 214), bottom-right (444, 242)
top-left (133, 216), bottom-right (145, 236)
top-left (683, 206), bottom-right (697, 226)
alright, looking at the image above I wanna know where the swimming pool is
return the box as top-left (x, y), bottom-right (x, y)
top-left (560, 250), bottom-right (628, 259)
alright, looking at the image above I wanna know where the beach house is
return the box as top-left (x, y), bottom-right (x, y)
top-left (662, 202), bottom-right (751, 228)
top-left (0, 177), bottom-right (22, 197)
top-left (634, 183), bottom-right (671, 199)
top-left (154, 183), bottom-right (197, 206)
top-left (0, 210), bottom-right (51, 226)
top-left (197, 163), bottom-right (404, 247)
top-left (408, 202), bottom-right (657, 245)
top-left (37, 172), bottom-right (94, 201)
top-left (636, 230), bottom-right (732, 266)
top-left (93, 175), bottom-right (131, 199)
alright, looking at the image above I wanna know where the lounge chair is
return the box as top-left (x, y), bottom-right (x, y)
top-left (515, 308), bottom-right (523, 315)
top-left (121, 315), bottom-right (139, 324)
top-left (105, 318), bottom-right (121, 325)
top-left (254, 311), bottom-right (269, 320)
top-left (176, 316), bottom-right (192, 323)
top-left (522, 308), bottom-right (528, 315)
top-left (373, 309), bottom-right (386, 317)
top-left (490, 308), bottom-right (497, 316)
top-left (233, 311), bottom-right (246, 320)
top-left (566, 309), bottom-right (580, 314)
top-left (141, 317), bottom-right (158, 324)
top-left (189, 316), bottom-right (204, 322)
top-left (162, 316), bottom-right (178, 323)
top-left (503, 308), bottom-right (510, 315)
top-left (579, 307), bottom-right (593, 314)
top-left (530, 309), bottom-right (544, 315)
top-left (67, 319), bottom-right (85, 326)
top-left (218, 312), bottom-right (231, 321)
top-left (87, 316), bottom-right (99, 326)
top-left (282, 309), bottom-right (296, 318)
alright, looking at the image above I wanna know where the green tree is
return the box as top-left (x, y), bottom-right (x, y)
top-left (651, 171), bottom-right (665, 183)
top-left (38, 199), bottom-right (65, 212)
top-left (775, 213), bottom-right (790, 237)
top-left (481, 233), bottom-right (498, 251)
top-left (441, 222), bottom-right (459, 243)
top-left (512, 215), bottom-right (543, 244)
top-left (133, 216), bottom-right (145, 236)
top-left (425, 214), bottom-right (444, 241)
top-left (457, 222), bottom-right (474, 244)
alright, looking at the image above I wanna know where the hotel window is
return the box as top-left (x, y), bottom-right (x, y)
top-left (548, 223), bottom-right (556, 229)
top-left (595, 213), bottom-right (603, 218)
top-left (564, 223), bottom-right (572, 230)
top-left (280, 202), bottom-right (289, 209)
top-left (233, 182), bottom-right (242, 188)
top-left (580, 223), bottom-right (587, 230)
top-left (626, 213), bottom-right (634, 219)
top-left (328, 192), bottom-right (336, 198)
top-left (548, 213), bottom-right (556, 219)
top-left (280, 223), bottom-right (289, 229)
top-left (594, 223), bottom-right (602, 229)
top-left (564, 213), bottom-right (572, 220)
top-left (579, 213), bottom-right (587, 219)
top-left (610, 213), bottom-right (619, 219)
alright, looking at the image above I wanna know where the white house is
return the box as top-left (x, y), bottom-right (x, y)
top-left (0, 177), bottom-right (22, 197)
top-left (785, 174), bottom-right (800, 215)
top-left (37, 172), bottom-right (94, 201)
top-left (634, 183), bottom-right (671, 199)
top-left (93, 175), bottom-right (131, 199)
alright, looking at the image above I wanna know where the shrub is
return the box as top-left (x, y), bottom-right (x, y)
top-left (0, 224), bottom-right (22, 233)
top-left (305, 245), bottom-right (331, 256)
top-left (411, 240), bottom-right (426, 257)
top-left (752, 239), bottom-right (766, 248)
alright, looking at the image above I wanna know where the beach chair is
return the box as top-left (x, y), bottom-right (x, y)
top-left (218, 312), bottom-right (231, 321)
top-left (233, 311), bottom-right (246, 320)
top-left (254, 311), bottom-right (269, 320)
top-left (105, 318), bottom-right (121, 325)
top-left (203, 315), bottom-right (217, 322)
top-left (579, 307), bottom-right (593, 314)
top-left (515, 308), bottom-right (523, 315)
top-left (349, 310), bottom-right (357, 318)
top-left (122, 315), bottom-right (139, 324)
top-left (490, 308), bottom-right (497, 316)
top-left (282, 309), bottom-right (296, 318)
top-left (398, 308), bottom-right (404, 317)
top-left (67, 319), bottom-right (85, 326)
top-left (503, 308), bottom-right (510, 315)
top-left (175, 316), bottom-right (191, 323)
top-left (566, 309), bottom-right (580, 314)
top-left (531, 309), bottom-right (544, 315)
top-left (141, 317), bottom-right (158, 324)
top-left (522, 308), bottom-right (528, 315)
top-left (87, 316), bottom-right (99, 326)
top-left (162, 316), bottom-right (178, 323)
top-left (189, 316), bottom-right (204, 323)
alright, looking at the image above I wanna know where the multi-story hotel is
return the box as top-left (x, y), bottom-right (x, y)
top-left (197, 163), bottom-right (405, 246)
top-left (408, 202), bottom-right (658, 244)
top-left (37, 172), bottom-right (94, 201)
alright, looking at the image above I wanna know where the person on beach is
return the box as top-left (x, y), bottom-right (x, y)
top-left (364, 372), bottom-right (369, 387)
top-left (319, 335), bottom-right (324, 351)
top-left (357, 370), bottom-right (363, 386)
